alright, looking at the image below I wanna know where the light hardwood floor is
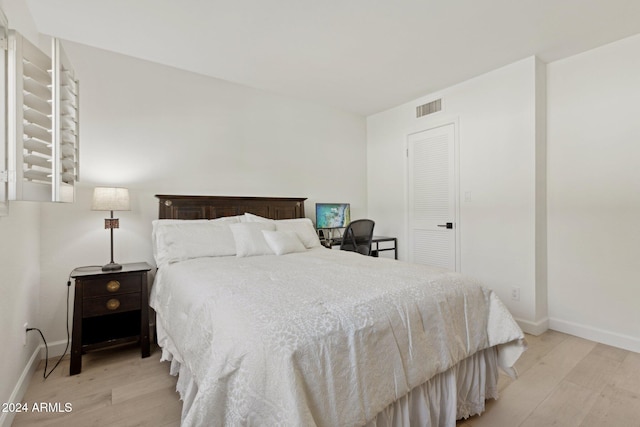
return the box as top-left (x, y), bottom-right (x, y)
top-left (12, 330), bottom-right (640, 426)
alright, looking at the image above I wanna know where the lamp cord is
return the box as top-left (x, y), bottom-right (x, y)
top-left (26, 266), bottom-right (101, 379)
top-left (26, 283), bottom-right (69, 380)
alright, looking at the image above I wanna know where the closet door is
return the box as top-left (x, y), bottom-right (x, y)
top-left (407, 123), bottom-right (458, 270)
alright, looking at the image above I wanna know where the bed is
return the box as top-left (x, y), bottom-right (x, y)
top-left (150, 195), bottom-right (526, 426)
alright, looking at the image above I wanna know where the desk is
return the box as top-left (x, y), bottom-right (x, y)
top-left (323, 236), bottom-right (398, 260)
top-left (370, 236), bottom-right (398, 260)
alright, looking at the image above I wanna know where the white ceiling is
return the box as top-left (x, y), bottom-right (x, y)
top-left (25, 0), bottom-right (640, 116)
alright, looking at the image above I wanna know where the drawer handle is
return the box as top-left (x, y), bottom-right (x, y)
top-left (106, 299), bottom-right (121, 311)
top-left (106, 280), bottom-right (120, 292)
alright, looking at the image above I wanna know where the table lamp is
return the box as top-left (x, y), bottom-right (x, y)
top-left (92, 187), bottom-right (130, 271)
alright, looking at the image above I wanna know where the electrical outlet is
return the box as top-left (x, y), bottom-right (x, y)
top-left (511, 287), bottom-right (520, 301)
top-left (23, 322), bottom-right (28, 346)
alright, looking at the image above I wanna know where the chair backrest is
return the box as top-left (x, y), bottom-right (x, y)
top-left (340, 219), bottom-right (375, 255)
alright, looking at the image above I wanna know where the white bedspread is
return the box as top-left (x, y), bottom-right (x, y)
top-left (150, 248), bottom-right (524, 427)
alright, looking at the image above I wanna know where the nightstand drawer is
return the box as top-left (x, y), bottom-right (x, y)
top-left (83, 293), bottom-right (141, 317)
top-left (83, 275), bottom-right (142, 298)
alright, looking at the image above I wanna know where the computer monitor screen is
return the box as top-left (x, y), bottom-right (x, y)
top-left (315, 203), bottom-right (351, 229)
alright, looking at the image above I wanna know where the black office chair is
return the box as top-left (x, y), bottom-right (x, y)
top-left (340, 219), bottom-right (375, 256)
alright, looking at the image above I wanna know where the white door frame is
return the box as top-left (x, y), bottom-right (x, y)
top-left (406, 118), bottom-right (461, 272)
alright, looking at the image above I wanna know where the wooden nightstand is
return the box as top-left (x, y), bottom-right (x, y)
top-left (70, 262), bottom-right (152, 375)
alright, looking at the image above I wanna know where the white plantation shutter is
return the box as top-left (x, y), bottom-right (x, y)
top-left (5, 31), bottom-right (79, 203)
top-left (52, 39), bottom-right (79, 202)
top-left (8, 31), bottom-right (53, 201)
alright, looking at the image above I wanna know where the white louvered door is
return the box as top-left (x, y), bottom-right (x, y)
top-left (407, 124), bottom-right (457, 270)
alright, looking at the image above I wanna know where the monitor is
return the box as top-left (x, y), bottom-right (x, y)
top-left (315, 203), bottom-right (351, 229)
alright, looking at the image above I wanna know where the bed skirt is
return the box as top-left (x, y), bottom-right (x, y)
top-left (365, 346), bottom-right (499, 426)
top-left (157, 321), bottom-right (499, 427)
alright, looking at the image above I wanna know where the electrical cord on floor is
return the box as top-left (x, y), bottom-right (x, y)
top-left (26, 283), bottom-right (69, 379)
top-left (26, 266), bottom-right (102, 379)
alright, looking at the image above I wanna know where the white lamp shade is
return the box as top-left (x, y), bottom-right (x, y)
top-left (91, 187), bottom-right (131, 211)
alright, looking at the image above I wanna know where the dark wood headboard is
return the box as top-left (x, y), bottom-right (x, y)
top-left (155, 195), bottom-right (307, 220)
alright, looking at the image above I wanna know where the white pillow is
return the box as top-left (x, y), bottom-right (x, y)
top-left (153, 221), bottom-right (236, 267)
top-left (275, 218), bottom-right (322, 249)
top-left (211, 215), bottom-right (243, 224)
top-left (244, 213), bottom-right (321, 249)
top-left (152, 217), bottom-right (240, 260)
top-left (262, 230), bottom-right (307, 255)
top-left (230, 222), bottom-right (276, 257)
top-left (244, 213), bottom-right (273, 223)
top-left (152, 219), bottom-right (209, 263)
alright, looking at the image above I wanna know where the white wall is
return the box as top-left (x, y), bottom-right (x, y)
top-left (37, 40), bottom-right (367, 347)
top-left (367, 57), bottom-right (547, 332)
top-left (547, 34), bottom-right (640, 352)
top-left (0, 2), bottom-right (44, 425)
top-left (367, 34), bottom-right (640, 350)
top-left (0, 203), bottom-right (41, 425)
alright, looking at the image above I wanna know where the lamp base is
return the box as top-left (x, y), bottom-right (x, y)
top-left (101, 262), bottom-right (123, 271)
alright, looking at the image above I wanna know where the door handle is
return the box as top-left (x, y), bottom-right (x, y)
top-left (437, 222), bottom-right (454, 229)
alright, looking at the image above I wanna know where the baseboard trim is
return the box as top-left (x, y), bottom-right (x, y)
top-left (47, 339), bottom-right (71, 358)
top-left (515, 317), bottom-right (549, 336)
top-left (0, 338), bottom-right (70, 427)
top-left (0, 345), bottom-right (41, 427)
top-left (549, 317), bottom-right (640, 353)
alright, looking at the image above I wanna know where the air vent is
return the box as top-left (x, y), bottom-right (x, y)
top-left (416, 99), bottom-right (442, 118)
